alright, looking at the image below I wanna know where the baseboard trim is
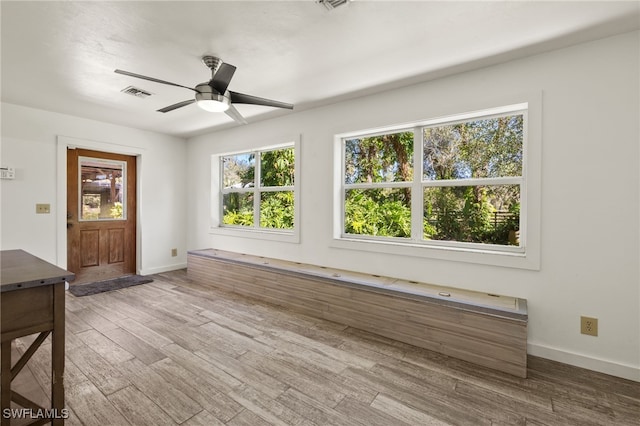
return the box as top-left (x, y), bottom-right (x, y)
top-left (528, 342), bottom-right (639, 382)
top-left (139, 263), bottom-right (187, 276)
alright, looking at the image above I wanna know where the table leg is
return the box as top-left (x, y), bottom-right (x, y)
top-left (1, 340), bottom-right (11, 426)
top-left (51, 283), bottom-right (65, 425)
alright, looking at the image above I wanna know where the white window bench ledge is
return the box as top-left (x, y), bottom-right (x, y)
top-left (187, 248), bottom-right (528, 377)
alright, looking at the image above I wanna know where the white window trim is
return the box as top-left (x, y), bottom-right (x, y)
top-left (332, 94), bottom-right (541, 270)
top-left (210, 136), bottom-right (301, 244)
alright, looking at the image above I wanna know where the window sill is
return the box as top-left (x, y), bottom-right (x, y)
top-left (330, 236), bottom-right (539, 270)
top-left (209, 226), bottom-right (300, 244)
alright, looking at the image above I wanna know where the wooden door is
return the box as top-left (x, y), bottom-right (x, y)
top-left (67, 149), bottom-right (136, 284)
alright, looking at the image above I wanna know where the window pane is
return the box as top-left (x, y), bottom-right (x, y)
top-left (260, 148), bottom-right (295, 187)
top-left (80, 157), bottom-right (125, 220)
top-left (345, 132), bottom-right (413, 184)
top-left (223, 153), bottom-right (255, 189)
top-left (423, 185), bottom-right (520, 245)
top-left (423, 115), bottom-right (523, 180)
top-left (260, 191), bottom-right (294, 229)
top-left (222, 192), bottom-right (254, 226)
top-left (344, 188), bottom-right (411, 237)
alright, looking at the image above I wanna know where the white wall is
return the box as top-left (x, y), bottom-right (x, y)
top-left (187, 31), bottom-right (640, 381)
top-left (0, 103), bottom-right (188, 274)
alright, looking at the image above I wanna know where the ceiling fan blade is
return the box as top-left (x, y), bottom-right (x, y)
top-left (210, 63), bottom-right (236, 94)
top-left (229, 91), bottom-right (294, 110)
top-left (115, 69), bottom-right (198, 92)
top-left (157, 99), bottom-right (195, 113)
top-left (225, 104), bottom-right (248, 125)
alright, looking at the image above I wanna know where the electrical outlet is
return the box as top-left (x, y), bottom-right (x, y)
top-left (581, 316), bottom-right (598, 336)
top-left (36, 203), bottom-right (50, 214)
top-left (171, 248), bottom-right (178, 257)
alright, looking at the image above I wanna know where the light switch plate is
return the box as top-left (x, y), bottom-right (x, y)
top-left (36, 203), bottom-right (51, 214)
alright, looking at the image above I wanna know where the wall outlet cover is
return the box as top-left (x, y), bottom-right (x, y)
top-left (580, 316), bottom-right (598, 336)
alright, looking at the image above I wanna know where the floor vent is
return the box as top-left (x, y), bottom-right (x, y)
top-left (317, 0), bottom-right (349, 11)
top-left (120, 86), bottom-right (152, 98)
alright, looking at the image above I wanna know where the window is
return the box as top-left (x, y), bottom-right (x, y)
top-left (79, 157), bottom-right (126, 221)
top-left (339, 104), bottom-right (527, 254)
top-left (220, 145), bottom-right (295, 232)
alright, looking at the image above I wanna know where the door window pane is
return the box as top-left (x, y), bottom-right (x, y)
top-left (80, 157), bottom-right (126, 220)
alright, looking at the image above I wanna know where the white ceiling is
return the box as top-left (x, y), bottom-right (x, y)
top-left (2, 1), bottom-right (639, 139)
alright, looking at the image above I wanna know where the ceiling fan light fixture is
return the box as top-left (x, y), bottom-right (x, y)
top-left (195, 86), bottom-right (230, 112)
top-left (197, 99), bottom-right (229, 112)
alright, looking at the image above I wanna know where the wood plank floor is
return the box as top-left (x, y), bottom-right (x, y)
top-left (10, 270), bottom-right (639, 425)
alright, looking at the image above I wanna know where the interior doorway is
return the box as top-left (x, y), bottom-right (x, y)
top-left (66, 148), bottom-right (137, 284)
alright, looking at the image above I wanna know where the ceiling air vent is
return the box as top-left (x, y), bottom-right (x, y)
top-left (121, 86), bottom-right (152, 98)
top-left (317, 0), bottom-right (349, 11)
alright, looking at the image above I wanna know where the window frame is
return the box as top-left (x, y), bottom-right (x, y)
top-left (210, 137), bottom-right (300, 243)
top-left (333, 99), bottom-right (540, 270)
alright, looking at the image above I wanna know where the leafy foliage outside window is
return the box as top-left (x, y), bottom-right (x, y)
top-left (222, 192), bottom-right (254, 226)
top-left (222, 146), bottom-right (295, 230)
top-left (261, 148), bottom-right (295, 187)
top-left (423, 185), bottom-right (520, 244)
top-left (345, 133), bottom-right (414, 184)
top-left (109, 202), bottom-right (123, 219)
top-left (345, 188), bottom-right (411, 237)
top-left (260, 192), bottom-right (294, 229)
top-left (423, 116), bottom-right (522, 180)
top-left (343, 111), bottom-right (524, 247)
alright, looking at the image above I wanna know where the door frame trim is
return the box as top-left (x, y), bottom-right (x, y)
top-left (56, 136), bottom-right (144, 273)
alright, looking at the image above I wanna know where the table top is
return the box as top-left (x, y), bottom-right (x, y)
top-left (0, 249), bottom-right (75, 293)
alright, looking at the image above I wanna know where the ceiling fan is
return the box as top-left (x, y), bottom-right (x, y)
top-left (115, 55), bottom-right (293, 124)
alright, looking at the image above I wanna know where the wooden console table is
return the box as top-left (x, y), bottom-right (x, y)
top-left (1, 250), bottom-right (74, 425)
